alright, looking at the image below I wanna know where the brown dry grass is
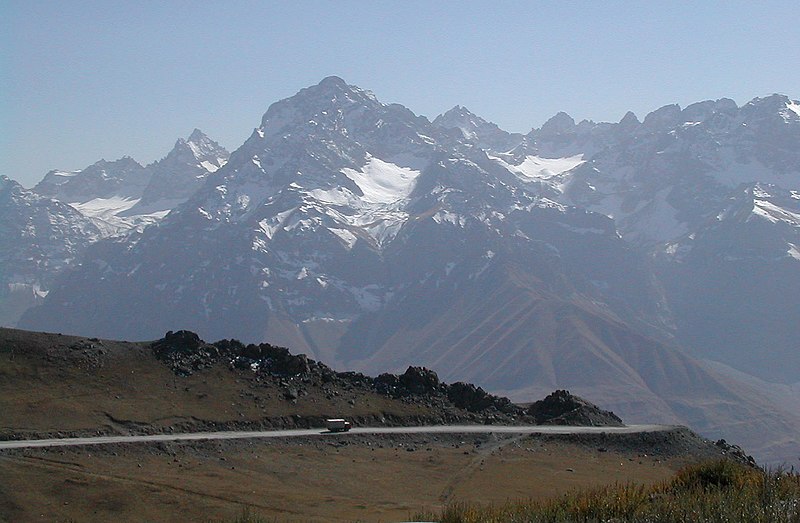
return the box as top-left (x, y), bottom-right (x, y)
top-left (0, 436), bottom-right (688, 522)
top-left (418, 460), bottom-right (800, 523)
top-left (0, 328), bottom-right (432, 438)
top-left (0, 328), bottom-right (711, 522)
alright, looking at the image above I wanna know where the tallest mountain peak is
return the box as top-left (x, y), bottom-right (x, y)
top-left (258, 76), bottom-right (382, 133)
top-left (300, 75), bottom-right (375, 102)
top-left (317, 75), bottom-right (348, 88)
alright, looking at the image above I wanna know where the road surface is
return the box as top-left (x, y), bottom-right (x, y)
top-left (0, 424), bottom-right (680, 450)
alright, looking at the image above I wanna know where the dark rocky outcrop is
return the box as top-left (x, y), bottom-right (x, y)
top-left (526, 389), bottom-right (623, 427)
top-left (152, 330), bottom-right (220, 375)
top-left (399, 366), bottom-right (441, 395)
top-left (152, 330), bottom-right (310, 377)
top-left (446, 382), bottom-right (515, 414)
top-left (149, 331), bottom-right (624, 428)
top-left (715, 439), bottom-right (758, 467)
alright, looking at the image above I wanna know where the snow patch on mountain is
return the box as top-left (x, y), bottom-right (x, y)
top-left (71, 196), bottom-right (140, 219)
top-left (491, 154), bottom-right (585, 183)
top-left (622, 189), bottom-right (689, 244)
top-left (200, 160), bottom-right (222, 172)
top-left (783, 100), bottom-right (800, 119)
top-left (357, 209), bottom-right (408, 246)
top-left (342, 157), bottom-right (420, 204)
top-left (433, 210), bottom-right (466, 227)
top-left (307, 186), bottom-right (353, 206)
top-left (751, 198), bottom-right (800, 226)
top-left (712, 151), bottom-right (799, 189)
top-left (329, 227), bottom-right (359, 249)
top-left (348, 285), bottom-right (385, 311)
top-left (47, 170), bottom-right (80, 180)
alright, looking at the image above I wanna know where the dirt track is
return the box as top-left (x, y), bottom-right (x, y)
top-left (0, 423), bottom-right (679, 450)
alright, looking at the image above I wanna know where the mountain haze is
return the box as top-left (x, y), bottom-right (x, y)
top-left (14, 77), bottom-right (800, 463)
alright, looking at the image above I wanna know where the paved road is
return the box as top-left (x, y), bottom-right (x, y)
top-left (0, 424), bottom-right (679, 450)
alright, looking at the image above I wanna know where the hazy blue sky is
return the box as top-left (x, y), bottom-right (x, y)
top-left (3, 1), bottom-right (799, 187)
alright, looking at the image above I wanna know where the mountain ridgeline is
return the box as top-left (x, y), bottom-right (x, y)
top-left (5, 77), bottom-right (800, 464)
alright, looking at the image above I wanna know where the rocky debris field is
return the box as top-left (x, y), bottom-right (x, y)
top-left (152, 330), bottom-right (624, 428)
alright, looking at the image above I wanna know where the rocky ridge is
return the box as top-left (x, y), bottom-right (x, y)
top-left (151, 329), bottom-right (624, 428)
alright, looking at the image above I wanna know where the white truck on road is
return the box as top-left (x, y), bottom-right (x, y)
top-left (325, 418), bottom-right (352, 432)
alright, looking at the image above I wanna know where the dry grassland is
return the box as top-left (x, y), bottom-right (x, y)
top-left (0, 435), bottom-right (688, 522)
top-left (0, 328), bottom-right (433, 439)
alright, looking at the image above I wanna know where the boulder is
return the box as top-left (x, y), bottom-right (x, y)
top-left (151, 330), bottom-right (220, 375)
top-left (374, 373), bottom-right (401, 395)
top-left (526, 389), bottom-right (623, 426)
top-left (241, 344), bottom-right (263, 360)
top-left (447, 382), bottom-right (497, 412)
top-left (399, 366), bottom-right (440, 395)
top-left (284, 353), bottom-right (310, 376)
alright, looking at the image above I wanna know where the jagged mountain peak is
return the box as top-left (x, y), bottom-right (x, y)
top-left (90, 156), bottom-right (144, 171)
top-left (164, 129), bottom-right (229, 167)
top-left (436, 105), bottom-right (478, 119)
top-left (681, 98), bottom-right (738, 122)
top-left (33, 155), bottom-right (149, 202)
top-left (641, 103), bottom-right (682, 132)
top-left (433, 105), bottom-right (492, 129)
top-left (744, 93), bottom-right (793, 109)
top-left (0, 175), bottom-right (36, 198)
top-left (317, 75), bottom-right (348, 88)
top-left (132, 130), bottom-right (229, 212)
top-left (432, 105), bottom-right (522, 151)
top-left (0, 174), bottom-right (16, 190)
top-left (258, 76), bottom-right (382, 136)
top-left (538, 111), bottom-right (577, 135)
top-left (310, 75), bottom-right (378, 102)
top-left (209, 79), bottom-right (440, 212)
top-left (741, 93), bottom-right (800, 124)
top-left (188, 128), bottom-right (209, 142)
top-left (0, 174), bottom-right (103, 326)
top-left (619, 111), bottom-right (640, 126)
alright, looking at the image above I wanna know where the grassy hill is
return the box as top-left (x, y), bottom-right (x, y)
top-left (0, 327), bottom-right (757, 522)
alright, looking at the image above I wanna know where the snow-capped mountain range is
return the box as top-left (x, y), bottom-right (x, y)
top-left (0, 176), bottom-right (102, 326)
top-left (0, 130), bottom-right (228, 326)
top-left (6, 77), bottom-right (800, 463)
top-left (33, 129), bottom-right (228, 235)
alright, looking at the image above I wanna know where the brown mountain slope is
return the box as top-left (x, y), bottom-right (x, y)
top-left (333, 262), bottom-right (800, 465)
